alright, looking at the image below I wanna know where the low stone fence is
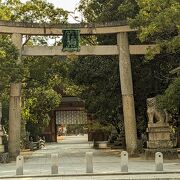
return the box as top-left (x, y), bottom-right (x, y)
top-left (15, 151), bottom-right (165, 175)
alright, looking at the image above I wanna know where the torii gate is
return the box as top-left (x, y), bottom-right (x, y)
top-left (0, 20), bottom-right (158, 158)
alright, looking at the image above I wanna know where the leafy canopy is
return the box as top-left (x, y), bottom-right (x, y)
top-left (131, 0), bottom-right (180, 53)
top-left (0, 38), bottom-right (24, 84)
top-left (157, 77), bottom-right (180, 114)
top-left (76, 0), bottom-right (180, 134)
top-left (1, 0), bottom-right (68, 23)
top-left (0, 0), bottom-right (70, 136)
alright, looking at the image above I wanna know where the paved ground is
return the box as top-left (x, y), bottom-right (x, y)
top-left (0, 135), bottom-right (180, 179)
top-left (1, 173), bottom-right (180, 180)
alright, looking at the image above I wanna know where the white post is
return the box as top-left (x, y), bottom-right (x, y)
top-left (121, 151), bottom-right (128, 172)
top-left (16, 155), bottom-right (24, 175)
top-left (51, 153), bottom-right (59, 174)
top-left (86, 152), bottom-right (93, 173)
top-left (155, 152), bottom-right (163, 171)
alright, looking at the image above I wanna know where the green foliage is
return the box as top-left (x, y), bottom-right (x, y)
top-left (0, 39), bottom-right (21, 132)
top-left (77, 0), bottom-right (180, 135)
top-left (2, 0), bottom-right (68, 23)
top-left (0, 0), bottom-right (69, 136)
top-left (77, 0), bottom-right (140, 133)
top-left (23, 87), bottom-right (61, 136)
top-left (118, 0), bottom-right (139, 20)
top-left (21, 56), bottom-right (78, 135)
top-left (0, 1), bottom-right (12, 20)
top-left (77, 0), bottom-right (143, 134)
top-left (0, 0), bottom-right (179, 139)
top-left (130, 0), bottom-right (180, 119)
top-left (0, 92), bottom-right (9, 130)
top-left (130, 0), bottom-right (180, 54)
top-left (0, 49), bottom-right (6, 57)
top-left (79, 0), bottom-right (138, 22)
top-left (157, 77), bottom-right (180, 114)
top-left (0, 0), bottom-right (68, 46)
top-left (0, 38), bottom-right (25, 85)
top-left (69, 56), bottom-right (123, 132)
top-left (88, 121), bottom-right (112, 133)
top-left (131, 54), bottom-right (179, 131)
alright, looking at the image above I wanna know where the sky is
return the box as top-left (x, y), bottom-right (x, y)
top-left (48, 0), bottom-right (82, 22)
top-left (21, 0), bottom-right (81, 22)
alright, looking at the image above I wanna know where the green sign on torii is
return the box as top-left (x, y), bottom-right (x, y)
top-left (62, 29), bottom-right (80, 52)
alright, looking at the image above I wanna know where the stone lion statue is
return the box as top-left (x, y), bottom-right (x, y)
top-left (147, 97), bottom-right (170, 124)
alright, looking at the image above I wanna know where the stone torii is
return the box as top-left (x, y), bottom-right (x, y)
top-left (0, 20), bottom-right (159, 158)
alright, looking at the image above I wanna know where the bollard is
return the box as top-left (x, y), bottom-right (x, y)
top-left (155, 152), bottom-right (163, 171)
top-left (51, 153), bottom-right (59, 174)
top-left (86, 152), bottom-right (93, 173)
top-left (16, 155), bottom-right (24, 175)
top-left (121, 151), bottom-right (128, 172)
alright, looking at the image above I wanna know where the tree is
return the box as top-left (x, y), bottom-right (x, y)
top-left (130, 0), bottom-right (180, 121)
top-left (21, 56), bottom-right (79, 136)
top-left (75, 0), bottom-right (141, 134)
top-left (23, 87), bottom-right (61, 137)
top-left (0, 0), bottom-right (70, 137)
top-left (0, 38), bottom-right (18, 130)
top-left (74, 0), bottom-right (180, 136)
top-left (69, 56), bottom-right (123, 133)
top-left (1, 0), bottom-right (68, 23)
top-left (157, 77), bottom-right (180, 115)
top-left (79, 0), bottom-right (138, 23)
top-left (130, 0), bottom-right (180, 54)
top-left (0, 38), bottom-right (24, 84)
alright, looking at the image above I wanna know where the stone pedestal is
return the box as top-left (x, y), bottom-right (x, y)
top-left (145, 123), bottom-right (178, 159)
top-left (147, 123), bottom-right (174, 149)
top-left (145, 148), bottom-right (178, 160)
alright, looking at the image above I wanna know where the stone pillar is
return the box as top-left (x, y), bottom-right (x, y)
top-left (121, 151), bottom-right (128, 172)
top-left (11, 33), bottom-right (22, 61)
top-left (8, 84), bottom-right (22, 158)
top-left (51, 154), bottom-right (59, 174)
top-left (86, 152), bottom-right (93, 173)
top-left (8, 33), bottom-right (22, 159)
top-left (155, 152), bottom-right (163, 171)
top-left (117, 33), bottom-right (138, 155)
top-left (16, 155), bottom-right (24, 175)
top-left (0, 102), bottom-right (4, 153)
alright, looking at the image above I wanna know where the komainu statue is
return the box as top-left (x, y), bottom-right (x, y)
top-left (145, 97), bottom-right (178, 159)
top-left (147, 97), bottom-right (170, 125)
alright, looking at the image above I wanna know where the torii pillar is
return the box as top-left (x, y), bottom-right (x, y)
top-left (117, 32), bottom-right (138, 155)
top-left (8, 34), bottom-right (22, 159)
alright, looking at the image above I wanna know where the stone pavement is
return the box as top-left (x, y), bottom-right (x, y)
top-left (0, 135), bottom-right (180, 179)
